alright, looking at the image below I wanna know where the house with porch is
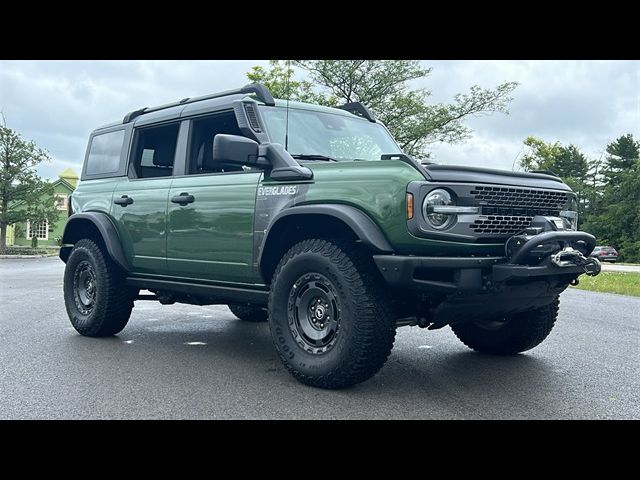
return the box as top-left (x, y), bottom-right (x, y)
top-left (6, 168), bottom-right (78, 247)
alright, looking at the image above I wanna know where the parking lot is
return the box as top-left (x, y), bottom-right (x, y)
top-left (1, 256), bottom-right (638, 419)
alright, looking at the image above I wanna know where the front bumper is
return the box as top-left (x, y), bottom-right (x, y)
top-left (374, 254), bottom-right (589, 293)
top-left (373, 230), bottom-right (599, 294)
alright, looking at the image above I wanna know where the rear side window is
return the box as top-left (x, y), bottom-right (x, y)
top-left (131, 123), bottom-right (180, 179)
top-left (85, 130), bottom-right (125, 175)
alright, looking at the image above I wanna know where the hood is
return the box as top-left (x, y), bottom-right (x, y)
top-left (422, 164), bottom-right (571, 191)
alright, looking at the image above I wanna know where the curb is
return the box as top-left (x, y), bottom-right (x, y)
top-left (0, 254), bottom-right (59, 259)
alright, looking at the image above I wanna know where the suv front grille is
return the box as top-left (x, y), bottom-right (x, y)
top-left (471, 215), bottom-right (533, 235)
top-left (470, 186), bottom-right (568, 210)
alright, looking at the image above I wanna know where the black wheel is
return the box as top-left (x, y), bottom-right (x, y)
top-left (268, 238), bottom-right (396, 389)
top-left (228, 304), bottom-right (268, 322)
top-left (63, 238), bottom-right (135, 337)
top-left (450, 296), bottom-right (559, 355)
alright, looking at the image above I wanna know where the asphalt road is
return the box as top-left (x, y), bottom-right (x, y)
top-left (1, 257), bottom-right (638, 419)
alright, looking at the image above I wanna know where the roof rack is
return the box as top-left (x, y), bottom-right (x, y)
top-left (122, 83), bottom-right (275, 123)
top-left (336, 102), bottom-right (376, 122)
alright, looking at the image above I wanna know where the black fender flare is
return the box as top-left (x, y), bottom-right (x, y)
top-left (258, 204), bottom-right (394, 268)
top-left (59, 212), bottom-right (130, 272)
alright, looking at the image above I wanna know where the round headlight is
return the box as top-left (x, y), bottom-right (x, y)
top-left (423, 188), bottom-right (456, 229)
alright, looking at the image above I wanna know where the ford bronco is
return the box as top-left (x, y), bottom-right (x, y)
top-left (60, 83), bottom-right (601, 389)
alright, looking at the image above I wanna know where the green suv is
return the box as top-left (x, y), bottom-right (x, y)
top-left (60, 83), bottom-right (601, 389)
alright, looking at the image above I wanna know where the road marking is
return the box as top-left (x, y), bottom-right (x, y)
top-left (184, 341), bottom-right (207, 346)
top-left (418, 345), bottom-right (433, 349)
top-left (123, 340), bottom-right (134, 344)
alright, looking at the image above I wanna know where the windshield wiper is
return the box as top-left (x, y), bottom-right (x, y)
top-left (291, 154), bottom-right (338, 162)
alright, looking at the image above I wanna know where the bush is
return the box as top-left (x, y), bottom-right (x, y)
top-left (619, 240), bottom-right (640, 263)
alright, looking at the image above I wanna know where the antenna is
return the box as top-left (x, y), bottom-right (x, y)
top-left (285, 59), bottom-right (291, 151)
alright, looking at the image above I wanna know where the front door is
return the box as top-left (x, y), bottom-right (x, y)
top-left (110, 122), bottom-right (181, 275)
top-left (166, 111), bottom-right (263, 284)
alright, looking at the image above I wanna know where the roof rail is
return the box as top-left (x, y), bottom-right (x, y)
top-left (336, 102), bottom-right (376, 122)
top-left (122, 82), bottom-right (275, 123)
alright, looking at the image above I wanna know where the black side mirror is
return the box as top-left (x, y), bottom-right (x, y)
top-left (212, 134), bottom-right (259, 165)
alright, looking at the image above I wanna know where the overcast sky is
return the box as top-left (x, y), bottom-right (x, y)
top-left (1, 60), bottom-right (638, 180)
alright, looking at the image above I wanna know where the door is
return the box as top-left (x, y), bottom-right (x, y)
top-left (111, 122), bottom-right (181, 275)
top-left (166, 111), bottom-right (263, 284)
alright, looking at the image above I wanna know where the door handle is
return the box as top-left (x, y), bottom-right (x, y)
top-left (113, 195), bottom-right (134, 206)
top-left (171, 192), bottom-right (195, 205)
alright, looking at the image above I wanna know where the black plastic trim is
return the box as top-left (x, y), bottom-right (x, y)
top-left (125, 277), bottom-right (269, 306)
top-left (258, 204), bottom-right (394, 270)
top-left (123, 83), bottom-right (275, 124)
top-left (59, 212), bottom-right (130, 272)
top-left (373, 253), bottom-right (588, 292)
top-left (424, 164), bottom-right (568, 187)
top-left (336, 102), bottom-right (376, 122)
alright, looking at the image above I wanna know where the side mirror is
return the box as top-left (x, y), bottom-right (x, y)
top-left (212, 134), bottom-right (259, 165)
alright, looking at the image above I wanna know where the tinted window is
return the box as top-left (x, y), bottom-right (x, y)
top-left (187, 111), bottom-right (245, 174)
top-left (85, 130), bottom-right (125, 175)
top-left (131, 123), bottom-right (180, 178)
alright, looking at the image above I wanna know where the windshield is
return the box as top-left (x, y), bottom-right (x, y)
top-left (259, 106), bottom-right (402, 161)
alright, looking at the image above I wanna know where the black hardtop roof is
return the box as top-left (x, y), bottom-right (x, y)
top-left (92, 82), bottom-right (376, 133)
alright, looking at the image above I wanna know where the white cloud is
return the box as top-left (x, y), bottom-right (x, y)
top-left (0, 59), bottom-right (638, 179)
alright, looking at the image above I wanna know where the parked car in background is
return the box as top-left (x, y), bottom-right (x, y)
top-left (590, 246), bottom-right (619, 262)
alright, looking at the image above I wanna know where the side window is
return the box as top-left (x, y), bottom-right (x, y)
top-left (187, 111), bottom-right (245, 175)
top-left (85, 130), bottom-right (125, 176)
top-left (131, 123), bottom-right (180, 179)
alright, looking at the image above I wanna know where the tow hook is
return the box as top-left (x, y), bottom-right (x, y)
top-left (551, 247), bottom-right (601, 276)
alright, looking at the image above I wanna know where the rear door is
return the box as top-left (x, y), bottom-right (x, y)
top-left (166, 111), bottom-right (262, 284)
top-left (111, 121), bottom-right (184, 275)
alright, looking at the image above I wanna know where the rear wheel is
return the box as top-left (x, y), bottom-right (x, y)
top-left (228, 304), bottom-right (268, 322)
top-left (450, 296), bottom-right (559, 355)
top-left (63, 238), bottom-right (136, 337)
top-left (268, 238), bottom-right (396, 389)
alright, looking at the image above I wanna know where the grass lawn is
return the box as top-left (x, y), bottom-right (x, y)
top-left (570, 271), bottom-right (640, 297)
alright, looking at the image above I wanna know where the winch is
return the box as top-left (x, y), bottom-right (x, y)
top-left (505, 215), bottom-right (601, 276)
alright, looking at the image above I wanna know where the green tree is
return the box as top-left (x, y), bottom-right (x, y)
top-left (602, 133), bottom-right (640, 184)
top-left (246, 61), bottom-right (330, 105)
top-left (0, 120), bottom-right (59, 252)
top-left (518, 136), bottom-right (564, 172)
top-left (583, 134), bottom-right (640, 262)
top-left (247, 60), bottom-right (518, 157)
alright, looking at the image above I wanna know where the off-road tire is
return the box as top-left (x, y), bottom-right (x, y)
top-left (268, 238), bottom-right (396, 389)
top-left (63, 238), bottom-right (135, 337)
top-left (228, 304), bottom-right (268, 322)
top-left (450, 296), bottom-right (560, 355)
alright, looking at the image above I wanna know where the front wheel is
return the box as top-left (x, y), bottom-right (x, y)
top-left (450, 296), bottom-right (559, 355)
top-left (63, 238), bottom-right (136, 337)
top-left (268, 238), bottom-right (396, 389)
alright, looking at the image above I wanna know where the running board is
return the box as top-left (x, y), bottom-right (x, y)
top-left (126, 277), bottom-right (269, 306)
